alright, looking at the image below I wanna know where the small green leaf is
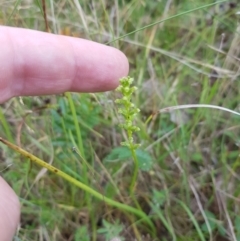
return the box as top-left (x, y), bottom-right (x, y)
top-left (152, 189), bottom-right (167, 207)
top-left (104, 147), bottom-right (153, 171)
top-left (97, 219), bottom-right (124, 241)
top-left (235, 216), bottom-right (240, 235)
top-left (200, 210), bottom-right (217, 233)
top-left (104, 147), bottom-right (131, 162)
top-left (136, 149), bottom-right (153, 171)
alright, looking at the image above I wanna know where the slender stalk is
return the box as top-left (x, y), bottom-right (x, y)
top-left (129, 146), bottom-right (139, 194)
top-left (66, 92), bottom-right (85, 159)
top-left (66, 92), bottom-right (90, 206)
top-left (41, 0), bottom-right (49, 32)
top-left (129, 147), bottom-right (143, 216)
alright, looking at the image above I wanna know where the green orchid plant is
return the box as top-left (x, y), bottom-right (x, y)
top-left (115, 76), bottom-right (140, 194)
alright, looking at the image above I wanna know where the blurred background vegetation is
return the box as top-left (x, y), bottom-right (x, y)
top-left (1, 0), bottom-right (240, 240)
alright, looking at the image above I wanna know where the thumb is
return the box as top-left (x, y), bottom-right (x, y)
top-left (0, 176), bottom-right (20, 241)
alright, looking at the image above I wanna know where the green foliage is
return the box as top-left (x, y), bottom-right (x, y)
top-left (235, 216), bottom-right (240, 241)
top-left (150, 190), bottom-right (176, 240)
top-left (200, 210), bottom-right (226, 235)
top-left (74, 226), bottom-right (90, 241)
top-left (152, 189), bottom-right (167, 208)
top-left (97, 219), bottom-right (124, 241)
top-left (104, 146), bottom-right (153, 171)
top-left (51, 94), bottom-right (101, 156)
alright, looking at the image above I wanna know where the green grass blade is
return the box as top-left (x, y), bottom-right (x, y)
top-left (107, 0), bottom-right (228, 44)
top-left (66, 93), bottom-right (85, 159)
top-left (6, 0), bottom-right (23, 24)
top-left (0, 107), bottom-right (13, 142)
top-left (177, 199), bottom-right (206, 241)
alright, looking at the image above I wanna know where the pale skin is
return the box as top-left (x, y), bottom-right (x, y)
top-left (0, 26), bottom-right (129, 241)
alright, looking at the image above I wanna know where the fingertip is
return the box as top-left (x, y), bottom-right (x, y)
top-left (0, 177), bottom-right (20, 241)
top-left (102, 46), bottom-right (129, 90)
top-left (68, 38), bottom-right (129, 92)
top-left (112, 47), bottom-right (130, 86)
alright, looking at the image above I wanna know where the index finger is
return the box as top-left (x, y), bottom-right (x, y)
top-left (0, 27), bottom-right (129, 103)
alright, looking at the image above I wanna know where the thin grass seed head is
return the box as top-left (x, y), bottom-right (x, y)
top-left (115, 76), bottom-right (140, 150)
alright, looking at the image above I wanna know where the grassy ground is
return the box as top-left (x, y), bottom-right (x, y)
top-left (1, 0), bottom-right (240, 240)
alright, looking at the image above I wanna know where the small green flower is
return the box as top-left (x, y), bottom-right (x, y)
top-left (115, 76), bottom-right (140, 150)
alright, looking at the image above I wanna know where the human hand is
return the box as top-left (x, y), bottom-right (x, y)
top-left (0, 26), bottom-right (129, 241)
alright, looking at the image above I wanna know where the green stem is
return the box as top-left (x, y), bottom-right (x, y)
top-left (66, 92), bottom-right (89, 204)
top-left (66, 92), bottom-right (85, 159)
top-left (129, 147), bottom-right (143, 216)
top-left (129, 148), bottom-right (139, 195)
